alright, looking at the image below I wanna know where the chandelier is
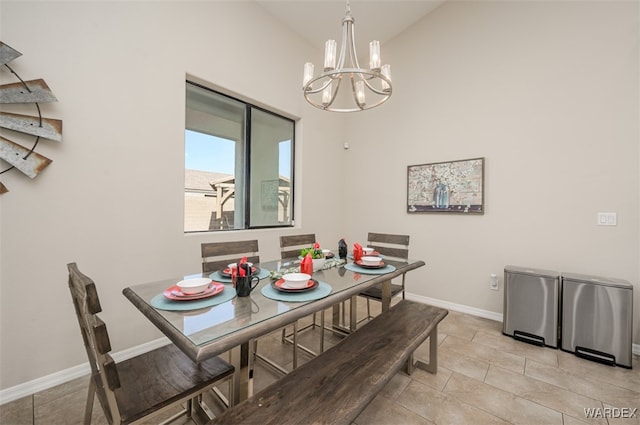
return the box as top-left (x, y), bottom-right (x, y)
top-left (302, 1), bottom-right (392, 112)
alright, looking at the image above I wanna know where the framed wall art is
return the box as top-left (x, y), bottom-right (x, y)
top-left (407, 157), bottom-right (484, 214)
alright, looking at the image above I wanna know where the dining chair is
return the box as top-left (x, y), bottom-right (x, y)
top-left (201, 239), bottom-right (260, 274)
top-left (279, 234), bottom-right (330, 357)
top-left (356, 232), bottom-right (410, 324)
top-left (67, 262), bottom-right (235, 425)
top-left (279, 233), bottom-right (317, 260)
top-left (201, 240), bottom-right (291, 375)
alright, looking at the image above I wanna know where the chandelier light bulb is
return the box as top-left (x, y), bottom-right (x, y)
top-left (369, 40), bottom-right (381, 71)
top-left (322, 83), bottom-right (333, 106)
top-left (324, 40), bottom-right (337, 70)
top-left (355, 80), bottom-right (366, 106)
top-left (303, 62), bottom-right (315, 87)
top-left (381, 64), bottom-right (392, 92)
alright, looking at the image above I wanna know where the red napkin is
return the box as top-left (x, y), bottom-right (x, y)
top-left (231, 267), bottom-right (237, 286)
top-left (300, 253), bottom-right (313, 275)
top-left (238, 256), bottom-right (247, 277)
top-left (353, 243), bottom-right (363, 262)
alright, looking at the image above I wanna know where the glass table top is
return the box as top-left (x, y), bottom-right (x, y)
top-left (124, 257), bottom-right (424, 358)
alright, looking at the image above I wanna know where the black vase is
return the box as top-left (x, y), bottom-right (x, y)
top-left (338, 238), bottom-right (347, 259)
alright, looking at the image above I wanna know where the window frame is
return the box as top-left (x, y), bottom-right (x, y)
top-left (185, 80), bottom-right (296, 233)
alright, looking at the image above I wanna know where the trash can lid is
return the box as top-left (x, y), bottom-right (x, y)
top-left (561, 272), bottom-right (633, 289)
top-left (504, 265), bottom-right (560, 279)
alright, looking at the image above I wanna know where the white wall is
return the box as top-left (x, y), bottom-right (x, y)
top-left (0, 1), bottom-right (346, 390)
top-left (343, 0), bottom-right (639, 341)
top-left (0, 0), bottom-right (638, 393)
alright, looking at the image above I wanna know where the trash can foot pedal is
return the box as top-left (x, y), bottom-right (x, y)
top-left (575, 346), bottom-right (615, 366)
top-left (513, 330), bottom-right (545, 346)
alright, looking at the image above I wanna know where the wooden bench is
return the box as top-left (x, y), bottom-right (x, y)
top-left (208, 300), bottom-right (448, 425)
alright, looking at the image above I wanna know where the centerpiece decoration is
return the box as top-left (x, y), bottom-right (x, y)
top-left (301, 242), bottom-right (326, 272)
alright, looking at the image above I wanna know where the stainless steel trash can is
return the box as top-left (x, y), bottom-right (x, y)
top-left (561, 272), bottom-right (633, 368)
top-left (503, 266), bottom-right (560, 348)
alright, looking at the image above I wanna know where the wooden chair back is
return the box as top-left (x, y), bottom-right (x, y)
top-left (67, 262), bottom-right (121, 424)
top-left (367, 232), bottom-right (410, 261)
top-left (279, 234), bottom-right (317, 259)
top-left (201, 240), bottom-right (260, 273)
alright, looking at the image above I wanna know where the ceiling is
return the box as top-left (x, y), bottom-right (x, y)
top-left (255, 1), bottom-right (447, 51)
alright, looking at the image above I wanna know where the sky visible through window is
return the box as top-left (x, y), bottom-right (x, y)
top-left (185, 130), bottom-right (291, 178)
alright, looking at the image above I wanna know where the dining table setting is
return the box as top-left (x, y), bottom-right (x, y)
top-left (122, 239), bottom-right (426, 404)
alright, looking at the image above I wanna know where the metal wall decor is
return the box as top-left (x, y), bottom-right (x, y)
top-left (407, 157), bottom-right (485, 214)
top-left (0, 41), bottom-right (62, 194)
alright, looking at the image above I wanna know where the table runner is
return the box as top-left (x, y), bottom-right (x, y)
top-left (268, 258), bottom-right (346, 280)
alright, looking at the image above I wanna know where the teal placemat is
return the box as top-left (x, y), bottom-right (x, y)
top-left (150, 286), bottom-right (236, 311)
top-left (260, 281), bottom-right (332, 302)
top-left (210, 268), bottom-right (270, 283)
top-left (344, 263), bottom-right (396, 275)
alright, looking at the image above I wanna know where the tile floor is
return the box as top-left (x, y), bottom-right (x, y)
top-left (1, 299), bottom-right (639, 425)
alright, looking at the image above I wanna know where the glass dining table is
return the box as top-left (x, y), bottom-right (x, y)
top-left (122, 256), bottom-right (426, 405)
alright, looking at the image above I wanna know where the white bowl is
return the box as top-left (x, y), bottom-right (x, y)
top-left (282, 273), bottom-right (311, 288)
top-left (177, 277), bottom-right (212, 294)
top-left (362, 247), bottom-right (374, 255)
top-left (322, 249), bottom-right (332, 257)
top-left (361, 256), bottom-right (382, 266)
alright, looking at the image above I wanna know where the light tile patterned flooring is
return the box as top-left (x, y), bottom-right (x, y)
top-left (1, 298), bottom-right (639, 425)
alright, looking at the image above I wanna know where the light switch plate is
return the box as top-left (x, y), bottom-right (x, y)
top-left (597, 212), bottom-right (617, 226)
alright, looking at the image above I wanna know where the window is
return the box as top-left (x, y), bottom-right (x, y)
top-left (184, 81), bottom-right (294, 232)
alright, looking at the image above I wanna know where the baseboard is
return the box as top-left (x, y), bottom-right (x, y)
top-left (0, 337), bottom-right (170, 405)
top-left (405, 292), bottom-right (640, 357)
top-left (406, 292), bottom-right (504, 322)
top-left (2, 295), bottom-right (639, 405)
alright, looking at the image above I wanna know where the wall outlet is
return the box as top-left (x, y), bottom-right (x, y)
top-left (597, 212), bottom-right (617, 226)
top-left (490, 273), bottom-right (499, 290)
